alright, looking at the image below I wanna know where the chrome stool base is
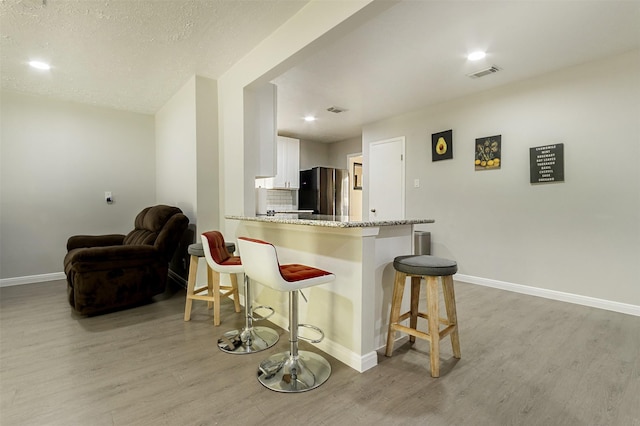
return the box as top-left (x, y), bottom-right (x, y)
top-left (217, 326), bottom-right (279, 354)
top-left (257, 350), bottom-right (331, 393)
top-left (217, 275), bottom-right (278, 354)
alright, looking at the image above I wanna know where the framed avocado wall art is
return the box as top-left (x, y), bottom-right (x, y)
top-left (432, 129), bottom-right (453, 161)
top-left (475, 135), bottom-right (501, 170)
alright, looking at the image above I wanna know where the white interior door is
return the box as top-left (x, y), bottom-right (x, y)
top-left (369, 137), bottom-right (405, 220)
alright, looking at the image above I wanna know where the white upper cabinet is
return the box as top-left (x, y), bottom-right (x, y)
top-left (245, 83), bottom-right (277, 178)
top-left (274, 136), bottom-right (300, 189)
top-left (262, 136), bottom-right (300, 189)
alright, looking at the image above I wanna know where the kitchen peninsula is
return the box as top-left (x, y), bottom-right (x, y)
top-left (226, 214), bottom-right (434, 372)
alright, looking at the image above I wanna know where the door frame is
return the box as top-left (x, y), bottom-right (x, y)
top-left (368, 136), bottom-right (405, 220)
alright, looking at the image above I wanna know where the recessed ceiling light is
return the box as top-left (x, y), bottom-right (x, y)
top-left (29, 60), bottom-right (51, 70)
top-left (467, 51), bottom-right (486, 61)
top-left (304, 115), bottom-right (316, 122)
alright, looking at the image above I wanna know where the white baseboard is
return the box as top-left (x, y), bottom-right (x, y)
top-left (1, 270), bottom-right (188, 289)
top-left (0, 272), bottom-right (66, 287)
top-left (455, 273), bottom-right (640, 317)
top-left (4, 272), bottom-right (636, 323)
top-left (268, 310), bottom-right (379, 373)
top-left (316, 338), bottom-right (378, 373)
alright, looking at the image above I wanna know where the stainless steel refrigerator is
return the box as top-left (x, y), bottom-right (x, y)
top-left (299, 167), bottom-right (349, 216)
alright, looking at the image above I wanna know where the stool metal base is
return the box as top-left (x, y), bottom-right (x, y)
top-left (217, 326), bottom-right (279, 354)
top-left (257, 350), bottom-right (331, 393)
top-left (218, 275), bottom-right (279, 354)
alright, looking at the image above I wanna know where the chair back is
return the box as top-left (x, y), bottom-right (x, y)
top-left (201, 231), bottom-right (243, 273)
top-left (238, 237), bottom-right (334, 292)
top-left (237, 237), bottom-right (283, 290)
top-left (123, 205), bottom-right (188, 260)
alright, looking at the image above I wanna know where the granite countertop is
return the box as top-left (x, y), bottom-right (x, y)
top-left (226, 214), bottom-right (434, 228)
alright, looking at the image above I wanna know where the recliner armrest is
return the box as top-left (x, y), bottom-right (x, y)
top-left (66, 245), bottom-right (162, 273)
top-left (66, 234), bottom-right (125, 251)
top-left (70, 245), bottom-right (162, 262)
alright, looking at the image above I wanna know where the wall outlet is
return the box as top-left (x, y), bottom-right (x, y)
top-left (414, 179), bottom-right (420, 188)
top-left (105, 191), bottom-right (113, 204)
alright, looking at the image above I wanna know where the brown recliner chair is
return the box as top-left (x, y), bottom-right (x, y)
top-left (64, 205), bottom-right (189, 315)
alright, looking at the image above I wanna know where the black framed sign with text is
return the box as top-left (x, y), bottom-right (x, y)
top-left (530, 143), bottom-right (564, 184)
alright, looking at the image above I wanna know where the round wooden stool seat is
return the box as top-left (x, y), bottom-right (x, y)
top-left (393, 255), bottom-right (458, 276)
top-left (188, 242), bottom-right (235, 257)
top-left (386, 254), bottom-right (461, 377)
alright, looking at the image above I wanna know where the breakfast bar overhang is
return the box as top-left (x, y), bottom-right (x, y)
top-left (226, 215), bottom-right (434, 372)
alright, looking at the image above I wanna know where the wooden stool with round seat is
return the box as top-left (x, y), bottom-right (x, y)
top-left (183, 239), bottom-right (240, 325)
top-left (385, 255), bottom-right (461, 377)
top-left (238, 237), bottom-right (336, 393)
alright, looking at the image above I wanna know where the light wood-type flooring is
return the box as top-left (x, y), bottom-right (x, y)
top-left (1, 279), bottom-right (638, 425)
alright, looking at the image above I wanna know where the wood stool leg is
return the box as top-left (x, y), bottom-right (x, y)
top-left (426, 276), bottom-right (440, 377)
top-left (207, 266), bottom-right (214, 309)
top-left (409, 276), bottom-right (421, 343)
top-left (184, 255), bottom-right (198, 321)
top-left (211, 268), bottom-right (221, 326)
top-left (385, 271), bottom-right (407, 357)
top-left (443, 275), bottom-right (461, 359)
top-left (230, 273), bottom-right (242, 313)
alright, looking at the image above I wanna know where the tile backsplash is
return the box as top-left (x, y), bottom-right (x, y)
top-left (266, 189), bottom-right (295, 211)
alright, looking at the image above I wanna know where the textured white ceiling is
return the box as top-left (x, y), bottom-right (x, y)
top-left (0, 0), bottom-right (308, 113)
top-left (274, 0), bottom-right (640, 142)
top-left (1, 0), bottom-right (639, 143)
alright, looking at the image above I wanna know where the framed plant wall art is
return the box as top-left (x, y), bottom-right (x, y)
top-left (432, 129), bottom-right (453, 161)
top-left (475, 135), bottom-right (501, 170)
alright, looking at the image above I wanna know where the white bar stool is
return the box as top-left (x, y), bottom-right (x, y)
top-left (238, 237), bottom-right (335, 393)
top-left (201, 231), bottom-right (279, 354)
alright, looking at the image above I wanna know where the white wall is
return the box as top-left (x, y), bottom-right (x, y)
top-left (154, 75), bottom-right (219, 285)
top-left (195, 76), bottom-right (220, 234)
top-left (155, 77), bottom-right (197, 222)
top-left (328, 136), bottom-right (361, 170)
top-left (0, 91), bottom-right (155, 279)
top-left (299, 136), bottom-right (362, 171)
top-left (0, 74), bottom-right (217, 282)
top-left (299, 138), bottom-right (330, 170)
top-left (363, 50), bottom-right (640, 307)
top-left (155, 75), bottom-right (219, 230)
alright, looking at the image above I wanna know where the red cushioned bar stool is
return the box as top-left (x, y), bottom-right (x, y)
top-left (238, 237), bottom-right (335, 393)
top-left (201, 231), bottom-right (279, 354)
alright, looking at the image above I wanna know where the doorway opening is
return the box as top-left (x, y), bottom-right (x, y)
top-left (347, 153), bottom-right (363, 220)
